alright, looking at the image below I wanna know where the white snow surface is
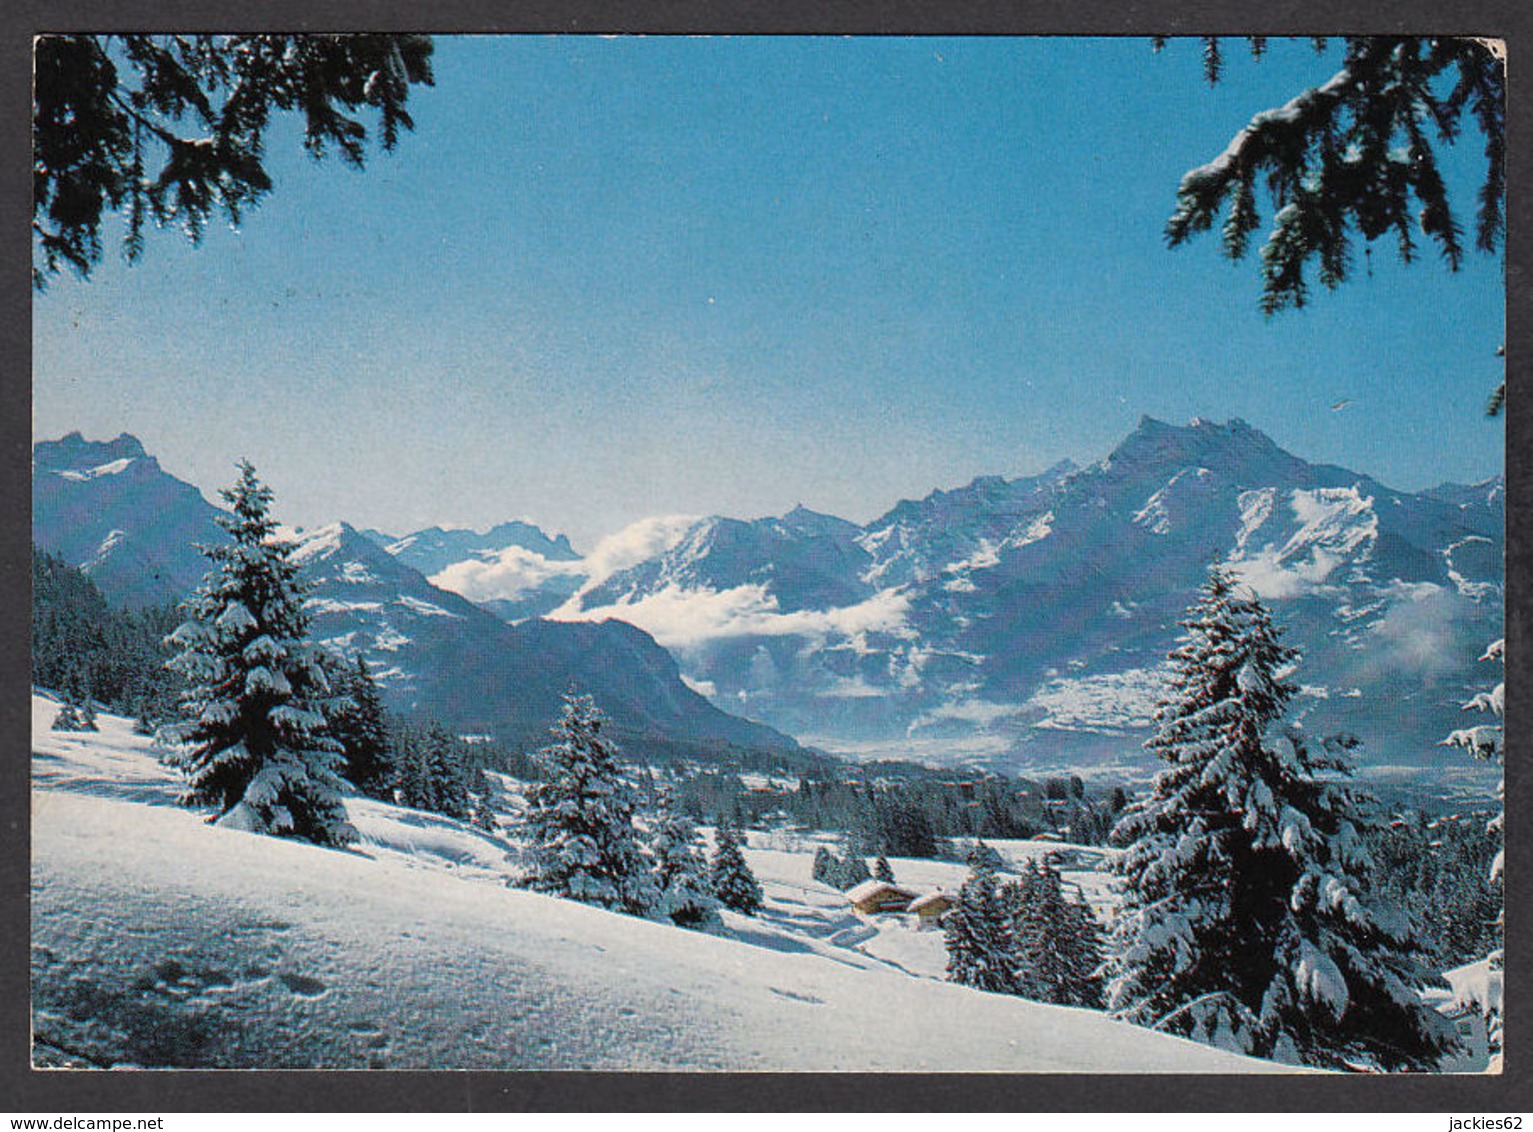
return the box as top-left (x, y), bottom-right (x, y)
top-left (284, 522), bottom-right (349, 565)
top-left (1436, 955), bottom-right (1503, 1018)
top-left (31, 694), bottom-right (1294, 1071)
top-left (1227, 486), bottom-right (1378, 600)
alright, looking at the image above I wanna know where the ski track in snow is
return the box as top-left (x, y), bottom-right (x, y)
top-left (30, 694), bottom-right (1297, 1072)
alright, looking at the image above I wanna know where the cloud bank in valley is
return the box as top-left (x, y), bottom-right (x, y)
top-left (556, 582), bottom-right (913, 652)
top-left (429, 546), bottom-right (586, 603)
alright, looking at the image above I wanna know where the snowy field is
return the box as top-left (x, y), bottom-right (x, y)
top-left (31, 693), bottom-right (1295, 1071)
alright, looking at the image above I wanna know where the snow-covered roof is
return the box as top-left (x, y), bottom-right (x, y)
top-left (908, 891), bottom-right (956, 913)
top-left (1445, 955), bottom-right (1503, 1015)
top-left (845, 879), bottom-right (916, 904)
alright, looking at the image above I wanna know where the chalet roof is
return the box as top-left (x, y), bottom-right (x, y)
top-left (845, 879), bottom-right (918, 905)
top-left (908, 891), bottom-right (957, 913)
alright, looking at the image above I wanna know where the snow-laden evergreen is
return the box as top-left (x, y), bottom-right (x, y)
top-left (325, 654), bottom-right (392, 799)
top-left (521, 692), bottom-right (658, 916)
top-left (1442, 638), bottom-right (1505, 884)
top-left (163, 462), bottom-right (354, 847)
top-left (710, 823), bottom-right (763, 915)
top-left (1059, 890), bottom-right (1106, 1008)
top-left (1441, 637), bottom-right (1504, 1066)
top-left (51, 689), bottom-right (97, 732)
top-left (1012, 859), bottom-right (1103, 1008)
top-left (944, 854), bottom-right (1017, 995)
top-left (811, 845), bottom-right (835, 885)
top-left (423, 725), bottom-right (470, 820)
top-left (1104, 566), bottom-right (1454, 1070)
top-left (649, 791), bottom-right (720, 928)
top-left (809, 843), bottom-right (870, 891)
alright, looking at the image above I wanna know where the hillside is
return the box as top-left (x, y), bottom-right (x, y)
top-left (31, 695), bottom-right (1288, 1072)
top-left (32, 421), bottom-right (1503, 779)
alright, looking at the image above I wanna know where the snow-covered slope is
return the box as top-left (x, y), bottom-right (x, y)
top-left (31, 696), bottom-right (1290, 1072)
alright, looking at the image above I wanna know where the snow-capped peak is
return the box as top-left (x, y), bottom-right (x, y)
top-left (33, 431), bottom-right (152, 477)
top-left (285, 522), bottom-right (357, 565)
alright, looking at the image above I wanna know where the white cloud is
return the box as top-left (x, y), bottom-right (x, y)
top-left (553, 582), bottom-right (911, 651)
top-left (818, 675), bottom-right (891, 700)
top-left (580, 514), bottom-right (702, 587)
top-left (1023, 666), bottom-right (1171, 730)
top-left (1226, 546), bottom-right (1344, 600)
top-left (1364, 581), bottom-right (1479, 678)
top-left (907, 697), bottom-right (1021, 732)
top-left (430, 513), bottom-right (701, 606)
top-left (429, 546), bottom-right (585, 604)
top-left (679, 674), bottom-right (717, 698)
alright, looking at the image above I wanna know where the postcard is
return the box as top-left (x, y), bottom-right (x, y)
top-left (28, 33), bottom-right (1505, 1080)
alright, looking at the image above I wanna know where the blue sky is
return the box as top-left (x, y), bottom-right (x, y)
top-left (33, 36), bottom-right (1505, 549)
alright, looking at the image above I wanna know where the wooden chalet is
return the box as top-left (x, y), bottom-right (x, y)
top-left (845, 879), bottom-right (919, 915)
top-left (907, 890), bottom-right (957, 929)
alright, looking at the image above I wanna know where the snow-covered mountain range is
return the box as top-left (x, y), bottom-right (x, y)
top-left (390, 417), bottom-right (1501, 776)
top-left (33, 419), bottom-right (1503, 778)
top-left (32, 436), bottom-right (800, 763)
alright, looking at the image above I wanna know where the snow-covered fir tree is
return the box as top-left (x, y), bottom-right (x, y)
top-left (77, 688), bottom-right (97, 731)
top-left (51, 669), bottom-right (98, 732)
top-left (469, 772), bottom-right (499, 833)
top-left (811, 845), bottom-right (836, 886)
top-left (1067, 803), bottom-right (1108, 847)
top-left (389, 722), bottom-right (470, 819)
top-left (710, 822), bottom-right (763, 915)
top-left (841, 852), bottom-right (872, 890)
top-left (650, 791), bottom-right (720, 928)
top-left (809, 845), bottom-right (869, 892)
top-left (1011, 860), bottom-right (1103, 1008)
top-left (944, 855), bottom-right (1018, 995)
top-left (1441, 637), bottom-right (1505, 1066)
top-left (1009, 864), bottom-right (1061, 1001)
top-left (325, 654), bottom-right (392, 799)
top-left (163, 462), bottom-right (354, 847)
top-left (1059, 889), bottom-right (1106, 1009)
top-left (1104, 566), bottom-right (1453, 1070)
top-left (1442, 638), bottom-right (1504, 886)
top-left (50, 695), bottom-right (93, 732)
top-left (874, 855), bottom-right (896, 883)
top-left (521, 692), bottom-right (658, 917)
top-left (422, 724), bottom-right (470, 820)
top-left (132, 696), bottom-right (157, 736)
top-left (967, 840), bottom-right (1004, 872)
top-left (392, 726), bottom-right (432, 810)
